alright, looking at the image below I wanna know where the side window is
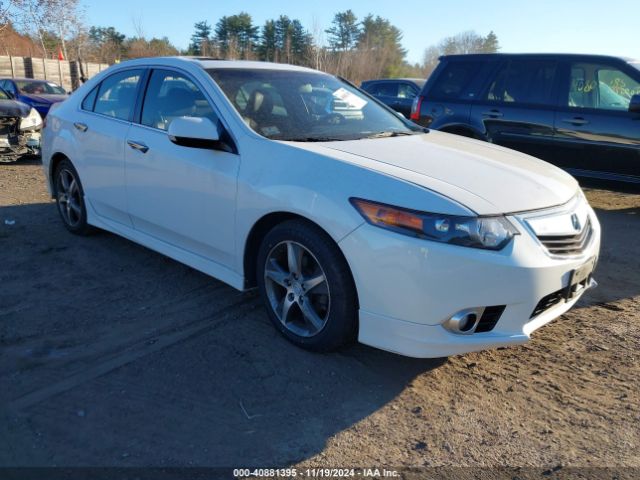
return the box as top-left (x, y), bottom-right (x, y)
top-left (430, 61), bottom-right (481, 100)
top-left (141, 69), bottom-right (217, 131)
top-left (368, 83), bottom-right (398, 98)
top-left (81, 85), bottom-right (99, 111)
top-left (4, 81), bottom-right (16, 95)
top-left (568, 63), bottom-right (640, 110)
top-left (486, 60), bottom-right (556, 106)
top-left (398, 83), bottom-right (418, 99)
top-left (93, 69), bottom-right (143, 121)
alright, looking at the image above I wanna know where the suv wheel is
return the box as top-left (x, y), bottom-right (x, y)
top-left (257, 219), bottom-right (358, 352)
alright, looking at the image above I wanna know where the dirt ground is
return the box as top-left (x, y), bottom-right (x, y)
top-left (0, 159), bottom-right (638, 474)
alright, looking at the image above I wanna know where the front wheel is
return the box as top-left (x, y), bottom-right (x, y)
top-left (257, 219), bottom-right (358, 352)
top-left (54, 159), bottom-right (93, 235)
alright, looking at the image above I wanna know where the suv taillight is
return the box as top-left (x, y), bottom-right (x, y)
top-left (410, 96), bottom-right (423, 121)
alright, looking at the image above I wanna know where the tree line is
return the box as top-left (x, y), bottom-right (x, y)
top-left (0, 2), bottom-right (500, 83)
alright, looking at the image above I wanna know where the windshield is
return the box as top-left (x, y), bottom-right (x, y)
top-left (15, 80), bottom-right (66, 95)
top-left (0, 88), bottom-right (8, 100)
top-left (207, 68), bottom-right (420, 141)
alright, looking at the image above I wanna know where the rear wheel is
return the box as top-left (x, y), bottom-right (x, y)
top-left (257, 219), bottom-right (358, 352)
top-left (54, 159), bottom-right (93, 235)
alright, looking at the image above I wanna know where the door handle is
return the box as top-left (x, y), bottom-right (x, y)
top-left (74, 122), bottom-right (88, 132)
top-left (127, 140), bottom-right (149, 154)
top-left (481, 110), bottom-right (503, 118)
top-left (561, 117), bottom-right (589, 126)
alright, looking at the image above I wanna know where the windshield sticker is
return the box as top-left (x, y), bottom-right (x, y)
top-left (332, 88), bottom-right (368, 110)
top-left (261, 125), bottom-right (280, 136)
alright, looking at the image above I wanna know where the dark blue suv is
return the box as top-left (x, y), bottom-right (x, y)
top-left (411, 54), bottom-right (640, 184)
top-left (361, 78), bottom-right (425, 118)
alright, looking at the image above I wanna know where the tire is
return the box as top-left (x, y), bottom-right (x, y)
top-left (53, 159), bottom-right (93, 235)
top-left (257, 219), bottom-right (358, 352)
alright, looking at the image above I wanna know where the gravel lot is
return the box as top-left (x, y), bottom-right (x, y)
top-left (0, 159), bottom-right (638, 473)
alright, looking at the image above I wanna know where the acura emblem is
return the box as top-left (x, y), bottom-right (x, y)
top-left (571, 213), bottom-right (581, 231)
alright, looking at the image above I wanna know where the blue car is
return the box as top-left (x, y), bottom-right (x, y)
top-left (0, 78), bottom-right (68, 117)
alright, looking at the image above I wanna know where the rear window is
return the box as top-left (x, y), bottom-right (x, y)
top-left (429, 60), bottom-right (482, 100)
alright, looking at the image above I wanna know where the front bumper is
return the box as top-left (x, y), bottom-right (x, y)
top-left (339, 202), bottom-right (601, 358)
top-left (0, 130), bottom-right (41, 160)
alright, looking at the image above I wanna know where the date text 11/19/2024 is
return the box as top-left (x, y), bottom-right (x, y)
top-left (233, 468), bottom-right (400, 478)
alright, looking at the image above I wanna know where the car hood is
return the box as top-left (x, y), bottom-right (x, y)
top-left (20, 93), bottom-right (67, 104)
top-left (0, 99), bottom-right (30, 118)
top-left (290, 131), bottom-right (579, 215)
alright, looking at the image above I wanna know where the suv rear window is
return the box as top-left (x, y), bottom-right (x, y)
top-left (429, 61), bottom-right (481, 100)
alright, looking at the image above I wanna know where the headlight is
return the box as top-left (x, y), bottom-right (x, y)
top-left (20, 108), bottom-right (43, 130)
top-left (350, 198), bottom-right (519, 250)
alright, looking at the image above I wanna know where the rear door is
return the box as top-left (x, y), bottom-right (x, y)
top-left (552, 59), bottom-right (640, 181)
top-left (365, 82), bottom-right (400, 111)
top-left (73, 68), bottom-right (144, 226)
top-left (469, 58), bottom-right (559, 160)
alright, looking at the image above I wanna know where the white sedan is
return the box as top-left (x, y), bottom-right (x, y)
top-left (42, 57), bottom-right (600, 358)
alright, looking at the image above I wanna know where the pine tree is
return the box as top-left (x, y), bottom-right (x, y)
top-left (189, 21), bottom-right (212, 56)
top-left (481, 31), bottom-right (500, 53)
top-left (325, 10), bottom-right (360, 52)
top-left (259, 20), bottom-right (277, 62)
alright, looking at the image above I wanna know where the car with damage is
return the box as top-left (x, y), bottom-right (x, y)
top-left (0, 86), bottom-right (42, 162)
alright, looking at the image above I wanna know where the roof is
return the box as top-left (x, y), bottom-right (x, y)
top-left (440, 53), bottom-right (636, 62)
top-left (112, 56), bottom-right (321, 73)
top-left (362, 78), bottom-right (426, 84)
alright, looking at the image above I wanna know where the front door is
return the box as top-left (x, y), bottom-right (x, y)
top-left (552, 60), bottom-right (640, 181)
top-left (124, 68), bottom-right (240, 267)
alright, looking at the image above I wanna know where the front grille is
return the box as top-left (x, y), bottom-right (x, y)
top-left (537, 218), bottom-right (593, 256)
top-left (530, 289), bottom-right (565, 318)
top-left (475, 305), bottom-right (506, 333)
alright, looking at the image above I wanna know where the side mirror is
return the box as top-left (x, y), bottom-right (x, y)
top-left (629, 94), bottom-right (640, 113)
top-left (167, 116), bottom-right (221, 149)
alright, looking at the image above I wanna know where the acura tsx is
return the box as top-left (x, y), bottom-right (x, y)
top-left (42, 57), bottom-right (600, 358)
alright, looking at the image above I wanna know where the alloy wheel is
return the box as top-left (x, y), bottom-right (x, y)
top-left (56, 168), bottom-right (83, 228)
top-left (264, 240), bottom-right (331, 338)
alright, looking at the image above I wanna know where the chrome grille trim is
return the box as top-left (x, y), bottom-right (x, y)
top-left (537, 218), bottom-right (594, 256)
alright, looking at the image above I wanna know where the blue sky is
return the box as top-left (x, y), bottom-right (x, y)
top-left (83, 0), bottom-right (639, 64)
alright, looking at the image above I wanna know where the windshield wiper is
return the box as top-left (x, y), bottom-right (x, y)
top-left (278, 136), bottom-right (347, 142)
top-left (364, 131), bottom-right (415, 139)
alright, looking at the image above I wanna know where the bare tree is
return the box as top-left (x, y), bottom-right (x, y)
top-left (48, 0), bottom-right (81, 59)
top-left (14, 0), bottom-right (49, 56)
top-left (0, 0), bottom-right (23, 34)
top-left (422, 30), bottom-right (501, 74)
